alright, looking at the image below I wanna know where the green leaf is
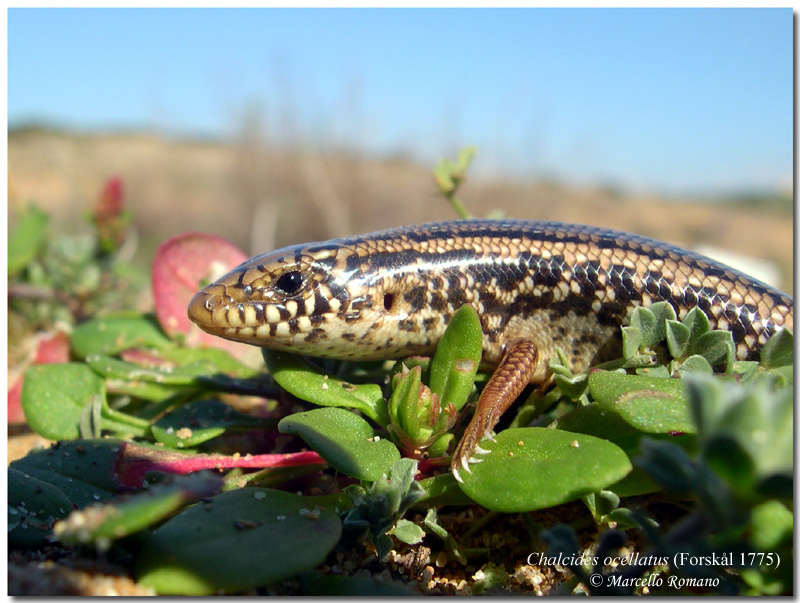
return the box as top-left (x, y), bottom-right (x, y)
top-left (8, 467), bottom-right (76, 548)
top-left (71, 313), bottom-right (172, 358)
top-left (612, 389), bottom-right (694, 434)
top-left (54, 472), bottom-right (223, 551)
top-left (105, 378), bottom-right (185, 402)
top-left (551, 402), bottom-right (696, 497)
top-left (428, 305), bottom-right (482, 411)
top-left (136, 488), bottom-right (342, 594)
top-left (415, 473), bottom-right (475, 507)
top-left (79, 390), bottom-right (103, 439)
top-left (8, 439), bottom-right (125, 508)
top-left (152, 399), bottom-right (271, 448)
top-left (588, 371), bottom-right (694, 434)
top-left (665, 319), bottom-right (691, 358)
top-left (648, 301), bottom-right (677, 336)
top-left (690, 330), bottom-right (734, 370)
top-left (156, 346), bottom-right (261, 379)
top-left (551, 401), bottom-right (642, 441)
top-left (9, 204), bottom-right (49, 276)
top-left (748, 500), bottom-right (792, 551)
top-left (702, 435), bottom-right (756, 494)
top-left (433, 160), bottom-right (455, 193)
top-left (374, 533), bottom-right (393, 558)
top-left (455, 145), bottom-right (477, 173)
top-left (21, 363), bottom-right (106, 440)
top-left (279, 408), bottom-right (400, 481)
top-left (740, 568), bottom-right (792, 597)
top-left (680, 306), bottom-right (710, 349)
top-left (388, 364), bottom-right (457, 452)
top-left (686, 375), bottom-right (793, 498)
top-left (422, 507), bottom-right (449, 539)
top-left (682, 305), bottom-right (710, 333)
top-left (600, 507), bottom-right (641, 530)
top-left (388, 458), bottom-right (424, 513)
top-left (677, 354), bottom-right (714, 376)
top-left (732, 360), bottom-right (760, 382)
top-left (86, 353), bottom-right (248, 387)
top-left (338, 459), bottom-right (425, 560)
top-left (635, 438), bottom-right (698, 494)
top-left (21, 361), bottom-right (149, 438)
top-left (549, 347), bottom-right (590, 399)
top-left (389, 365), bottom-right (423, 443)
top-left (456, 428), bottom-right (632, 512)
top-left (433, 147), bottom-right (477, 218)
top-left (583, 490), bottom-right (620, 519)
top-left (760, 328), bottom-right (793, 369)
top-left (426, 433), bottom-right (454, 458)
top-left (621, 326), bottom-right (643, 359)
top-left (629, 307), bottom-right (658, 347)
top-left (263, 350), bottom-right (389, 426)
top-left (553, 371), bottom-right (590, 400)
top-left (390, 518), bottom-right (425, 545)
top-left (760, 365), bottom-right (793, 387)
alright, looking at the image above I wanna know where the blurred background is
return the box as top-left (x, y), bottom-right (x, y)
top-left (8, 8), bottom-right (793, 291)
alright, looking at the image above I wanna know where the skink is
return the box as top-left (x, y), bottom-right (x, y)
top-left (187, 220), bottom-right (794, 481)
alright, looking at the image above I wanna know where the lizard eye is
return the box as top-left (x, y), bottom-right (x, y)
top-left (274, 271), bottom-right (305, 296)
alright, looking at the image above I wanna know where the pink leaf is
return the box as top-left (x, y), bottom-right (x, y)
top-left (151, 233), bottom-right (262, 365)
top-left (152, 232), bottom-right (247, 339)
top-left (95, 176), bottom-right (124, 218)
top-left (115, 442), bottom-right (326, 488)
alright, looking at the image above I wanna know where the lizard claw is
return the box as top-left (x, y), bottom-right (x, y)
top-left (451, 441), bottom-right (486, 484)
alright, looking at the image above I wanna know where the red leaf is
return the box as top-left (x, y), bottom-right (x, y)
top-left (95, 176), bottom-right (125, 218)
top-left (34, 331), bottom-right (70, 364)
top-left (9, 331), bottom-right (71, 424)
top-left (151, 233), bottom-right (265, 366)
top-left (115, 442), bottom-right (326, 488)
top-left (8, 379), bottom-right (25, 424)
top-left (153, 232), bottom-right (247, 338)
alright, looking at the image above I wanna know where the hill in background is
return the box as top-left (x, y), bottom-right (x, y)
top-left (8, 126), bottom-right (793, 292)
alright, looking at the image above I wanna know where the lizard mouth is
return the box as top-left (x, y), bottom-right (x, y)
top-left (188, 287), bottom-right (313, 346)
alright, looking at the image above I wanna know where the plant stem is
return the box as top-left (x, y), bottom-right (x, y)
top-left (446, 193), bottom-right (473, 220)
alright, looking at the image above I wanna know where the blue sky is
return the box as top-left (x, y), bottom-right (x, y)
top-left (8, 8), bottom-right (792, 195)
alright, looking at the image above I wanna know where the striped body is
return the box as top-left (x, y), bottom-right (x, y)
top-left (188, 220), bottom-right (793, 382)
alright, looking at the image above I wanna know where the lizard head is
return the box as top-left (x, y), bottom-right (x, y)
top-left (187, 242), bottom-right (433, 360)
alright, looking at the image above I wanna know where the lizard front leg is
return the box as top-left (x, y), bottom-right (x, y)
top-left (451, 339), bottom-right (538, 483)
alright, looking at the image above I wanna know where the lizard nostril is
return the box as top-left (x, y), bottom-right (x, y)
top-left (188, 290), bottom-right (222, 326)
